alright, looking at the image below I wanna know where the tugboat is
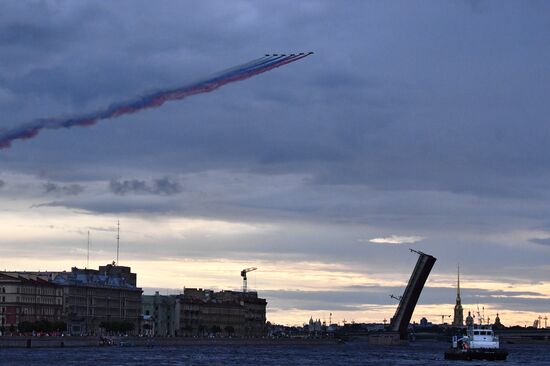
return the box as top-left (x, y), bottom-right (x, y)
top-left (444, 312), bottom-right (508, 361)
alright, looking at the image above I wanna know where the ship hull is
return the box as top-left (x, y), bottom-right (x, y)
top-left (444, 348), bottom-right (508, 361)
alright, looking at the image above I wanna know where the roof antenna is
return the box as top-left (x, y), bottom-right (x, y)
top-left (116, 220), bottom-right (120, 266)
top-left (87, 230), bottom-right (90, 269)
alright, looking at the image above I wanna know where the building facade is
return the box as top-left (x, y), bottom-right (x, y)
top-left (52, 264), bottom-right (142, 335)
top-left (179, 288), bottom-right (266, 337)
top-left (142, 292), bottom-right (179, 336)
top-left (0, 273), bottom-right (63, 329)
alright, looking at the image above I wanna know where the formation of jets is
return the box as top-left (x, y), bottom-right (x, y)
top-left (264, 52), bottom-right (314, 57)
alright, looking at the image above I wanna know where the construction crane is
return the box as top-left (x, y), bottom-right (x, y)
top-left (241, 267), bottom-right (257, 293)
top-left (390, 294), bottom-right (403, 301)
top-left (438, 314), bottom-right (451, 324)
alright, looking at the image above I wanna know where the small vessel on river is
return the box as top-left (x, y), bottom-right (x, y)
top-left (444, 323), bottom-right (508, 361)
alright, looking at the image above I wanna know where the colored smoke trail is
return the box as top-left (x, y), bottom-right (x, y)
top-left (0, 53), bottom-right (312, 149)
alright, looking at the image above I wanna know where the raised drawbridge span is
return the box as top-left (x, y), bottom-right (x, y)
top-left (390, 249), bottom-right (437, 340)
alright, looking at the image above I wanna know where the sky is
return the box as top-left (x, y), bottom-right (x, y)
top-left (1, 0), bottom-right (549, 327)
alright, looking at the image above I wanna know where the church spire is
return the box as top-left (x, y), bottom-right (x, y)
top-left (457, 264), bottom-right (461, 301)
top-left (452, 264), bottom-right (464, 326)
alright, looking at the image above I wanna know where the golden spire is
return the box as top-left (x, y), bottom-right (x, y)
top-left (457, 264), bottom-right (461, 301)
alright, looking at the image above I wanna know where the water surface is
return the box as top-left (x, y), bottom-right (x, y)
top-left (1, 341), bottom-right (548, 365)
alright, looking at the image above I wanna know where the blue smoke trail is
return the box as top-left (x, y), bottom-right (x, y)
top-left (0, 53), bottom-right (312, 149)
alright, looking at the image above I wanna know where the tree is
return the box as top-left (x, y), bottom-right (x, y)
top-left (120, 321), bottom-right (135, 332)
top-left (35, 319), bottom-right (53, 333)
top-left (210, 325), bottom-right (221, 336)
top-left (99, 321), bottom-right (111, 332)
top-left (198, 325), bottom-right (207, 337)
top-left (100, 320), bottom-right (135, 334)
top-left (52, 321), bottom-right (67, 332)
top-left (18, 321), bottom-right (33, 333)
top-left (182, 325), bottom-right (193, 336)
top-left (224, 325), bottom-right (235, 337)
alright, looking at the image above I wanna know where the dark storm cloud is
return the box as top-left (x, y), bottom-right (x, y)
top-left (1, 0), bottom-right (550, 319)
top-left (529, 238), bottom-right (550, 247)
top-left (0, 179), bottom-right (5, 188)
top-left (2, 1), bottom-right (548, 201)
top-left (31, 198), bottom-right (180, 215)
top-left (142, 284), bottom-right (549, 314)
top-left (30, 201), bottom-right (70, 210)
top-left (262, 286), bottom-right (549, 313)
top-left (1, 18), bottom-right (78, 49)
top-left (43, 182), bottom-right (85, 196)
top-left (109, 177), bottom-right (181, 196)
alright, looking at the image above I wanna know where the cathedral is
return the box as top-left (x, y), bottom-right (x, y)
top-left (452, 265), bottom-right (464, 326)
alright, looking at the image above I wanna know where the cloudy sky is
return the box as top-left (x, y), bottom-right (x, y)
top-left (1, 0), bottom-right (549, 326)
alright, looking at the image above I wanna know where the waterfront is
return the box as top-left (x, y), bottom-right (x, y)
top-left (1, 342), bottom-right (549, 365)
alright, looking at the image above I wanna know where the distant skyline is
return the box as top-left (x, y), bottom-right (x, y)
top-left (1, 0), bottom-right (549, 326)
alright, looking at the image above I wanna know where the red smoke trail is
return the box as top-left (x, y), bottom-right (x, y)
top-left (0, 54), bottom-right (311, 149)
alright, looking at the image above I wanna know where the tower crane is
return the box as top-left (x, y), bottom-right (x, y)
top-left (438, 314), bottom-right (451, 324)
top-left (241, 267), bottom-right (257, 293)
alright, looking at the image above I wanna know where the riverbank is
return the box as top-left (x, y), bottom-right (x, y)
top-left (0, 336), bottom-right (341, 348)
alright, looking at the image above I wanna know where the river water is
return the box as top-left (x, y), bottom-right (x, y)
top-left (1, 341), bottom-right (549, 365)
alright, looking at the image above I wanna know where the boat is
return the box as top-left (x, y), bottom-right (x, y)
top-left (119, 340), bottom-right (135, 347)
top-left (444, 324), bottom-right (508, 361)
top-left (99, 336), bottom-right (115, 346)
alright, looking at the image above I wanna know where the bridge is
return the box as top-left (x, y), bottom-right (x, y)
top-left (369, 250), bottom-right (437, 344)
top-left (390, 250), bottom-right (437, 340)
top-left (496, 328), bottom-right (550, 343)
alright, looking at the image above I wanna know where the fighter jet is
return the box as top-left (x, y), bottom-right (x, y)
top-left (264, 52), bottom-right (314, 57)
